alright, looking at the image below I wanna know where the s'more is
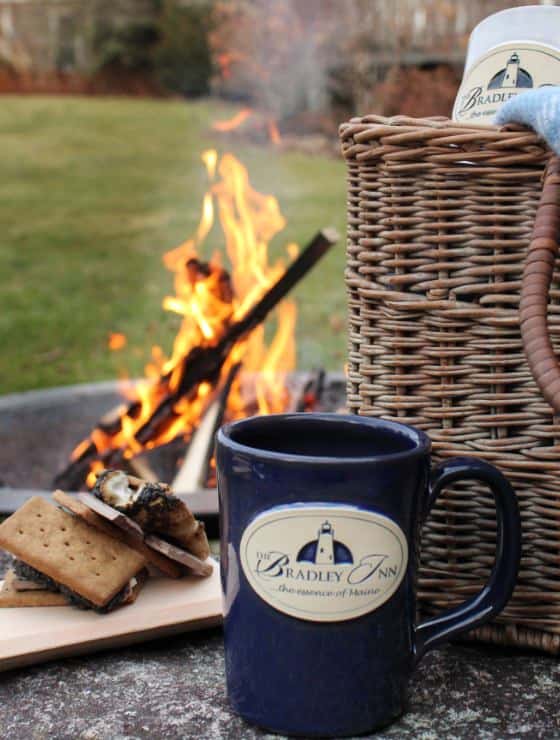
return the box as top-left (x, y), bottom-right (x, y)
top-left (0, 497), bottom-right (147, 613)
top-left (0, 569), bottom-right (68, 608)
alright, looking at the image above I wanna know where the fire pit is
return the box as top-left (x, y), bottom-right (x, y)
top-left (41, 150), bottom-right (339, 497)
top-left (0, 372), bottom-right (345, 515)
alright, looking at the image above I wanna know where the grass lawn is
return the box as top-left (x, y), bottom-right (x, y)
top-left (0, 96), bottom-right (347, 394)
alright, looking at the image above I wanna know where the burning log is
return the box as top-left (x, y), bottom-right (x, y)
top-left (54, 228), bottom-right (338, 490)
top-left (96, 258), bottom-right (234, 439)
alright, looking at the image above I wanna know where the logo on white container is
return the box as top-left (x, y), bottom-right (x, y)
top-left (453, 43), bottom-right (560, 123)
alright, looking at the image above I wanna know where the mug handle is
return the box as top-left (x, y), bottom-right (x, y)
top-left (414, 457), bottom-right (521, 664)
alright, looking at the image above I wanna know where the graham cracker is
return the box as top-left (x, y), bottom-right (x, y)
top-left (53, 490), bottom-right (182, 579)
top-left (76, 493), bottom-right (144, 539)
top-left (0, 570), bottom-right (68, 608)
top-left (93, 472), bottom-right (209, 558)
top-left (0, 497), bottom-right (146, 608)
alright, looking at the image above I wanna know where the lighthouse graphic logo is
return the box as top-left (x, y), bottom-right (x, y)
top-left (296, 521), bottom-right (354, 565)
top-left (488, 52), bottom-right (533, 90)
top-left (240, 506), bottom-right (409, 622)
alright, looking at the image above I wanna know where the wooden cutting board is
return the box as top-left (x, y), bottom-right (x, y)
top-left (0, 561), bottom-right (222, 672)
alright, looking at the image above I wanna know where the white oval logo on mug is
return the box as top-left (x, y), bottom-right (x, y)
top-left (239, 505), bottom-right (408, 622)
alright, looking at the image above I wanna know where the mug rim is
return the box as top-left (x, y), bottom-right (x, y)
top-left (217, 412), bottom-right (431, 466)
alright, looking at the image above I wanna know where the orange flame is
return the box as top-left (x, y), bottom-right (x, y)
top-left (212, 108), bottom-right (282, 145)
top-left (73, 150), bottom-right (297, 484)
top-left (212, 108), bottom-right (253, 132)
top-left (108, 332), bottom-right (127, 351)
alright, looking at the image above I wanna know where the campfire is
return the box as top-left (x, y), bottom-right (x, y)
top-left (54, 150), bottom-right (338, 494)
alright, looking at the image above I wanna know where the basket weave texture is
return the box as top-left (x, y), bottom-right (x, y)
top-left (340, 115), bottom-right (560, 654)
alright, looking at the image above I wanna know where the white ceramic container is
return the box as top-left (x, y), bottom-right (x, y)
top-left (453, 4), bottom-right (560, 124)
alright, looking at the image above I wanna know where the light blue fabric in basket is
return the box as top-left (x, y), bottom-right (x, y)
top-left (494, 87), bottom-right (560, 155)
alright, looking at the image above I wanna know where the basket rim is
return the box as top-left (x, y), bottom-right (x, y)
top-left (339, 114), bottom-right (548, 150)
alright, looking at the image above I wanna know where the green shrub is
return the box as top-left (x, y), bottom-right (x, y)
top-left (89, 1), bottom-right (214, 97)
top-left (153, 1), bottom-right (214, 97)
top-left (91, 19), bottom-right (159, 74)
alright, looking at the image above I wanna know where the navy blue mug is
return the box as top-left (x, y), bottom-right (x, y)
top-left (216, 413), bottom-right (521, 737)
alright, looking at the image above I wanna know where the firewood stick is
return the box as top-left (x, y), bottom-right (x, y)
top-left (172, 362), bottom-right (240, 492)
top-left (133, 228), bottom-right (338, 442)
top-left (125, 457), bottom-right (159, 484)
top-left (54, 380), bottom-right (224, 490)
top-left (221, 228), bottom-right (339, 345)
top-left (53, 228), bottom-right (338, 489)
top-left (55, 446), bottom-right (127, 491)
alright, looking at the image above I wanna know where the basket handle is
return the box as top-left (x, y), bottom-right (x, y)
top-left (520, 155), bottom-right (560, 414)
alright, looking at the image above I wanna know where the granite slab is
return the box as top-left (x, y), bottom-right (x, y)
top-left (1, 553), bottom-right (559, 739)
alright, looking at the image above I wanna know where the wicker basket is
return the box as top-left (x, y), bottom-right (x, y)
top-left (340, 115), bottom-right (560, 654)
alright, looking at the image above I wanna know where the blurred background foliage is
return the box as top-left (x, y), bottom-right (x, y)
top-left (89, 0), bottom-right (215, 97)
top-left (0, 0), bottom-right (539, 122)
